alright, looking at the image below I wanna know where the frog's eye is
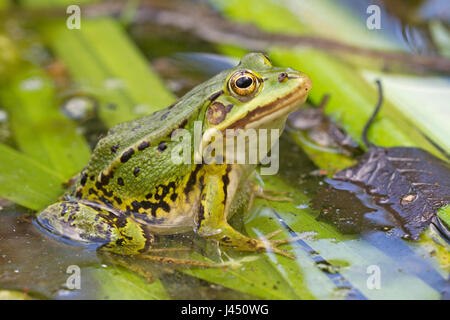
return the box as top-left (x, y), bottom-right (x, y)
top-left (228, 71), bottom-right (259, 96)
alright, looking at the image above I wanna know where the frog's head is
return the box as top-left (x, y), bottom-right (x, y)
top-left (203, 53), bottom-right (312, 132)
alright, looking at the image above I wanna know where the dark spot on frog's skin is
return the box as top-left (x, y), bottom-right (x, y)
top-left (178, 119), bottom-right (188, 129)
top-left (170, 120), bottom-right (188, 136)
top-left (133, 167), bottom-right (140, 177)
top-left (262, 53), bottom-right (271, 64)
top-left (167, 102), bottom-right (176, 110)
top-left (75, 188), bottom-right (83, 198)
top-left (90, 175), bottom-right (95, 181)
top-left (197, 202), bottom-right (205, 230)
top-left (131, 200), bottom-right (143, 211)
top-left (160, 111), bottom-right (170, 120)
top-left (130, 187), bottom-right (172, 217)
top-left (116, 238), bottom-right (125, 246)
top-left (278, 72), bottom-right (288, 82)
top-left (110, 144), bottom-right (120, 154)
top-left (139, 228), bottom-right (154, 253)
top-left (138, 141), bottom-right (150, 151)
top-left (117, 177), bottom-right (124, 186)
top-left (221, 166), bottom-right (231, 204)
top-left (99, 196), bottom-right (114, 207)
top-left (97, 210), bottom-right (128, 229)
top-left (114, 196), bottom-right (123, 205)
top-left (208, 90), bottom-right (223, 102)
top-left (68, 212), bottom-right (77, 222)
top-left (207, 101), bottom-right (227, 125)
top-left (221, 236), bottom-right (232, 244)
top-left (247, 239), bottom-right (257, 247)
top-left (120, 148), bottom-right (135, 162)
top-left (88, 188), bottom-right (98, 195)
top-left (99, 172), bottom-right (112, 185)
top-left (170, 192), bottom-right (177, 202)
top-left (226, 104), bottom-right (234, 113)
top-left (145, 193), bottom-right (153, 199)
top-left (158, 142), bottom-right (167, 152)
top-left (80, 173), bottom-right (88, 186)
top-left (184, 165), bottom-right (202, 196)
top-left (154, 185), bottom-right (166, 201)
top-left (95, 183), bottom-right (114, 197)
top-left (95, 224), bottom-right (104, 234)
top-left (60, 203), bottom-right (69, 216)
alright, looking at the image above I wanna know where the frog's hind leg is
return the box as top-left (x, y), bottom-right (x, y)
top-left (100, 251), bottom-right (219, 282)
top-left (38, 202), bottom-right (221, 268)
top-left (36, 201), bottom-right (148, 255)
top-left (138, 254), bottom-right (217, 267)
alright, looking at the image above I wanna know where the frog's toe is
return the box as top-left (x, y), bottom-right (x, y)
top-left (254, 231), bottom-right (301, 259)
top-left (255, 240), bottom-right (295, 259)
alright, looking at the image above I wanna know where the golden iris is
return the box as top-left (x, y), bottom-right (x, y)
top-left (229, 71), bottom-right (259, 96)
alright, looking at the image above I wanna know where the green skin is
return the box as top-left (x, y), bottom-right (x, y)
top-left (37, 53), bottom-right (312, 257)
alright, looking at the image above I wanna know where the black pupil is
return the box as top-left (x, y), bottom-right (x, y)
top-left (236, 75), bottom-right (253, 89)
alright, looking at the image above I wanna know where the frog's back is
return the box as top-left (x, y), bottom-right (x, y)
top-left (83, 72), bottom-right (225, 177)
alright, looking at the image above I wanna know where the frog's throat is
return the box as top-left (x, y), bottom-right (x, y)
top-left (226, 83), bottom-right (309, 131)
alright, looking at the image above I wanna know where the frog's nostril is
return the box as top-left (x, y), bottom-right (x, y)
top-left (278, 72), bottom-right (288, 83)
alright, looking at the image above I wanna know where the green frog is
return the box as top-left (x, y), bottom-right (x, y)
top-left (37, 53), bottom-right (312, 260)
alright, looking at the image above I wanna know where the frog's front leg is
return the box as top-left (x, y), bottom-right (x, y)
top-left (195, 166), bottom-right (295, 258)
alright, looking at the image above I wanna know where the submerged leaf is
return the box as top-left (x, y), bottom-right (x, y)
top-left (320, 146), bottom-right (450, 240)
top-left (287, 100), bottom-right (360, 157)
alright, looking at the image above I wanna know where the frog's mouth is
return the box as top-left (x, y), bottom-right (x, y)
top-left (226, 80), bottom-right (312, 131)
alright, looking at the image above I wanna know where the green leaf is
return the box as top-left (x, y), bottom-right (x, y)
top-left (0, 67), bottom-right (91, 178)
top-left (437, 205), bottom-right (450, 229)
top-left (0, 0), bottom-right (9, 10)
top-left (0, 143), bottom-right (64, 210)
top-left (42, 18), bottom-right (175, 128)
top-left (184, 252), bottom-right (305, 300)
top-left (0, 290), bottom-right (31, 300)
top-left (362, 71), bottom-right (450, 152)
top-left (86, 265), bottom-right (170, 300)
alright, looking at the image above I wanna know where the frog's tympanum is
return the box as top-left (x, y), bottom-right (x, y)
top-left (37, 53), bottom-right (312, 258)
